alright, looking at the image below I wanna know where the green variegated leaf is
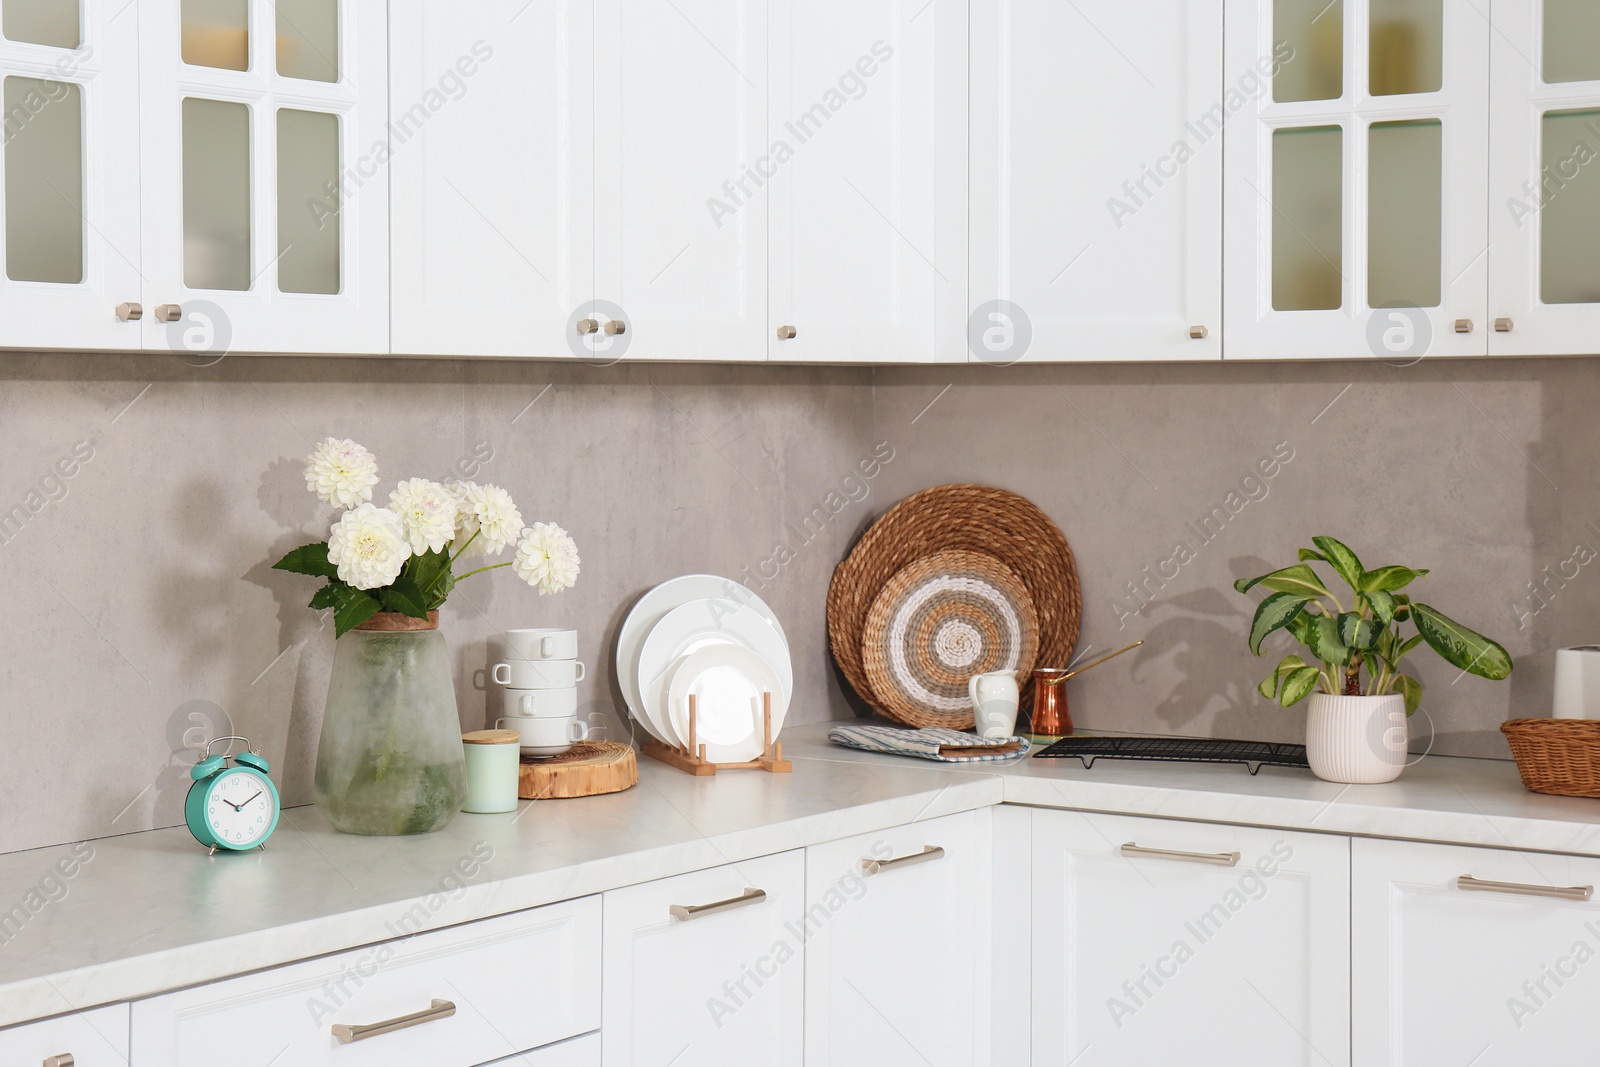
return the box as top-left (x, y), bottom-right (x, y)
top-left (1361, 565), bottom-right (1429, 593)
top-left (1306, 613), bottom-right (1352, 666)
top-left (1249, 593), bottom-right (1311, 656)
top-left (1234, 563), bottom-right (1333, 598)
top-left (1365, 589), bottom-right (1398, 624)
top-left (1259, 654), bottom-right (1310, 700)
top-left (1280, 666), bottom-right (1323, 707)
top-left (1394, 674), bottom-right (1423, 717)
top-left (1298, 547), bottom-right (1328, 563)
top-left (1338, 611), bottom-right (1381, 651)
top-left (1412, 604), bottom-right (1514, 680)
top-left (1398, 633), bottom-right (1425, 658)
top-left (1312, 536), bottom-right (1366, 591)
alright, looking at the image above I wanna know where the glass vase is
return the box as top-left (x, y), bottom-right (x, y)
top-left (314, 612), bottom-right (467, 835)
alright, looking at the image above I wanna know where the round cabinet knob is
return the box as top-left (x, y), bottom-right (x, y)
top-left (604, 319), bottom-right (626, 336)
top-left (776, 325), bottom-right (797, 340)
top-left (576, 318), bottom-right (600, 335)
top-left (154, 304), bottom-right (183, 323)
top-left (1454, 318), bottom-right (1474, 334)
top-left (115, 302), bottom-right (143, 322)
top-left (1494, 317), bottom-right (1514, 333)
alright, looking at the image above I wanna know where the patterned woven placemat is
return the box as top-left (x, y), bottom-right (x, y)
top-left (828, 484), bottom-right (1080, 716)
top-left (861, 550), bottom-right (1039, 728)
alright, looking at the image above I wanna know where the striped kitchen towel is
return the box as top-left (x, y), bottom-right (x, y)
top-left (828, 723), bottom-right (1030, 762)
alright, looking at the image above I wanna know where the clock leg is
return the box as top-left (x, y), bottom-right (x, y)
top-left (208, 845), bottom-right (217, 856)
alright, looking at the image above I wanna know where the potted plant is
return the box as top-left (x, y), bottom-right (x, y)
top-left (274, 438), bottom-right (580, 834)
top-left (1236, 536), bottom-right (1511, 784)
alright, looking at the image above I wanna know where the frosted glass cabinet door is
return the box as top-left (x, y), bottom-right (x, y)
top-left (137, 0), bottom-right (388, 355)
top-left (766, 0), bottom-right (967, 363)
top-left (968, 0), bottom-right (1221, 363)
top-left (389, 0), bottom-right (595, 359)
top-left (0, 0), bottom-right (142, 351)
top-left (592, 0), bottom-right (767, 361)
top-left (1488, 1), bottom-right (1600, 355)
top-left (1224, 0), bottom-right (1489, 359)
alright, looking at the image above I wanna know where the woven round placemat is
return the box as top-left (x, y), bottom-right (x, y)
top-left (861, 551), bottom-right (1039, 728)
top-left (828, 484), bottom-right (1080, 716)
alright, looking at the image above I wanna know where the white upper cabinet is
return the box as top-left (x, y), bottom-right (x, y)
top-left (767, 0), bottom-right (967, 363)
top-left (0, 0), bottom-right (142, 351)
top-left (138, 0), bottom-right (388, 355)
top-left (969, 0), bottom-right (1221, 363)
top-left (1488, 0), bottom-right (1600, 356)
top-left (592, 0), bottom-right (767, 361)
top-left (388, 0), bottom-right (595, 359)
top-left (1225, 0), bottom-right (1489, 360)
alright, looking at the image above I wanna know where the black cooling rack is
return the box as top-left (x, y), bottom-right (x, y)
top-left (1032, 736), bottom-right (1311, 776)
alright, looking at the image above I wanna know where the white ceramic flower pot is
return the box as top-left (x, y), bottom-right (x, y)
top-left (1304, 692), bottom-right (1408, 784)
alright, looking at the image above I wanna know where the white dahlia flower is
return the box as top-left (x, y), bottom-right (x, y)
top-left (514, 522), bottom-right (580, 595)
top-left (388, 478), bottom-right (458, 555)
top-left (304, 437), bottom-right (379, 508)
top-left (326, 504), bottom-right (410, 590)
top-left (448, 481), bottom-right (524, 558)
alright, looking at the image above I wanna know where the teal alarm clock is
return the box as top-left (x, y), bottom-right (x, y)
top-left (185, 736), bottom-right (281, 853)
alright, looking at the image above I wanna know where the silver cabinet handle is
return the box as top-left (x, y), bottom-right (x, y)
top-left (154, 303), bottom-right (182, 323)
top-left (604, 319), bottom-right (626, 335)
top-left (1120, 842), bottom-right (1240, 867)
top-left (670, 887), bottom-right (766, 922)
top-left (115, 302), bottom-right (142, 322)
top-left (777, 324), bottom-right (797, 340)
top-left (1456, 875), bottom-right (1593, 902)
top-left (1188, 325), bottom-right (1208, 339)
top-left (1494, 317), bottom-right (1514, 332)
top-left (576, 317), bottom-right (600, 335)
top-left (1454, 318), bottom-right (1473, 333)
top-left (44, 1055), bottom-right (74, 1067)
top-left (331, 999), bottom-right (455, 1044)
top-left (862, 845), bottom-right (945, 875)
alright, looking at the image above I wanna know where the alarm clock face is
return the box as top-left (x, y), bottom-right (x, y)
top-left (204, 770), bottom-right (277, 849)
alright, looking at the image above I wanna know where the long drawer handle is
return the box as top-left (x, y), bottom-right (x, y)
top-left (331, 999), bottom-right (455, 1044)
top-left (670, 887), bottom-right (766, 922)
top-left (862, 845), bottom-right (945, 875)
top-left (1456, 875), bottom-right (1594, 902)
top-left (1120, 842), bottom-right (1240, 867)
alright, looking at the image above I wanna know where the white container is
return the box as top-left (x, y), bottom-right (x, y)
top-left (1304, 693), bottom-right (1407, 784)
top-left (505, 628), bottom-right (579, 661)
top-left (500, 687), bottom-right (578, 719)
top-left (493, 658), bottom-right (586, 688)
top-left (1552, 646), bottom-right (1600, 719)
top-left (461, 729), bottom-right (521, 813)
top-left (497, 714), bottom-right (590, 757)
top-left (968, 669), bottom-right (1020, 738)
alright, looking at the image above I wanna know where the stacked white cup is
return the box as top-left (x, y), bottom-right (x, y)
top-left (494, 628), bottom-right (592, 756)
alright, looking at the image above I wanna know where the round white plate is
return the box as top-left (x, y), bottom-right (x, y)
top-left (615, 575), bottom-right (787, 742)
top-left (637, 600), bottom-right (793, 747)
top-left (667, 645), bottom-right (788, 763)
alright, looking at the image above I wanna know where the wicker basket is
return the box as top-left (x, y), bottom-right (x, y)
top-left (1501, 719), bottom-right (1600, 798)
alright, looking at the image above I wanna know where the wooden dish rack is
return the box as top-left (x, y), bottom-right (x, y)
top-left (644, 692), bottom-right (792, 775)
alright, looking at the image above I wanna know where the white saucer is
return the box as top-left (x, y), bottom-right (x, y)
top-left (667, 644), bottom-right (788, 763)
top-left (637, 600), bottom-right (792, 747)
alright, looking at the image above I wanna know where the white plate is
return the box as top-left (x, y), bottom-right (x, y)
top-left (637, 600), bottom-right (793, 747)
top-left (667, 645), bottom-right (788, 763)
top-left (615, 575), bottom-right (787, 742)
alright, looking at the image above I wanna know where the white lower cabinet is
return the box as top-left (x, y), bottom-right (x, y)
top-left (479, 1031), bottom-right (601, 1066)
top-left (131, 897), bottom-right (599, 1066)
top-left (602, 849), bottom-right (805, 1066)
top-left (802, 810), bottom-right (987, 1066)
top-left (0, 1004), bottom-right (128, 1064)
top-left (1031, 810), bottom-right (1349, 1066)
top-left (1353, 836), bottom-right (1600, 1066)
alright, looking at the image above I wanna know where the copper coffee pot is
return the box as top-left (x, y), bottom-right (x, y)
top-left (1028, 641), bottom-right (1143, 737)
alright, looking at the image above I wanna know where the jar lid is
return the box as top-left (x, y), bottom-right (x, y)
top-left (463, 729), bottom-right (521, 745)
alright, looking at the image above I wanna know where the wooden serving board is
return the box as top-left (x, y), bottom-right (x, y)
top-left (519, 741), bottom-right (638, 800)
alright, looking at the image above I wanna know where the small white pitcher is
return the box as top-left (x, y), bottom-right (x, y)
top-left (969, 669), bottom-right (1021, 738)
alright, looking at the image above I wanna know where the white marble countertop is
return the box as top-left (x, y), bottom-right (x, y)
top-left (5, 719), bottom-right (1600, 1030)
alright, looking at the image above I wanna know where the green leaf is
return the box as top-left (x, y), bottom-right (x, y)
top-left (1311, 536), bottom-right (1366, 592)
top-left (1249, 593), bottom-right (1311, 656)
top-left (273, 542), bottom-right (337, 578)
top-left (408, 548), bottom-right (456, 610)
top-left (379, 574), bottom-right (431, 620)
top-left (1398, 633), bottom-right (1425, 658)
top-left (1393, 674), bottom-right (1424, 716)
top-left (1280, 666), bottom-right (1323, 707)
top-left (1234, 563), bottom-right (1332, 599)
top-left (1412, 603), bottom-right (1514, 680)
top-left (333, 589), bottom-right (382, 637)
top-left (1365, 589), bottom-right (1398, 624)
top-left (1298, 547), bottom-right (1328, 563)
top-left (1259, 654), bottom-right (1310, 700)
top-left (1306, 613), bottom-right (1352, 666)
top-left (1361, 565), bottom-right (1429, 593)
top-left (1338, 611), bottom-right (1381, 651)
top-left (308, 582), bottom-right (346, 611)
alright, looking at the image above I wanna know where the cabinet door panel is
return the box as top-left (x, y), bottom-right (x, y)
top-left (593, 0), bottom-right (766, 361)
top-left (970, 0), bottom-right (1220, 363)
top-left (389, 0), bottom-right (594, 359)
top-left (0, 2), bottom-right (142, 350)
top-left (767, 0), bottom-right (966, 363)
top-left (1032, 810), bottom-right (1350, 1066)
top-left (602, 850), bottom-right (804, 1066)
top-left (0, 1003), bottom-right (128, 1064)
top-left (803, 811), bottom-right (986, 1066)
top-left (1353, 836), bottom-right (1600, 1065)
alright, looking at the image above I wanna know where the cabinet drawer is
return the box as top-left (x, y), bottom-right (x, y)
top-left (480, 1030), bottom-right (599, 1066)
top-left (1354, 837), bottom-right (1600, 1066)
top-left (603, 849), bottom-right (804, 1066)
top-left (132, 896), bottom-right (599, 1066)
top-left (0, 1004), bottom-right (128, 1065)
